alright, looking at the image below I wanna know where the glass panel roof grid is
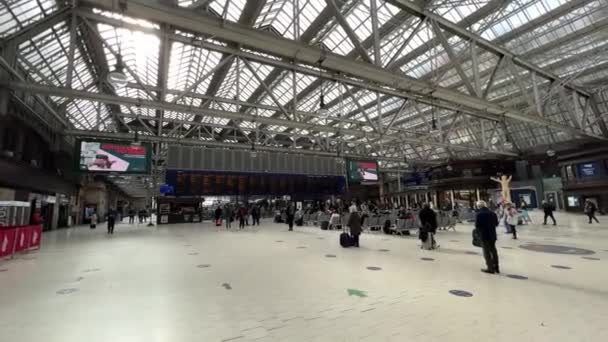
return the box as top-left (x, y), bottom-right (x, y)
top-left (256, 0), bottom-right (294, 38)
top-left (379, 18), bottom-right (421, 67)
top-left (209, 0), bottom-right (247, 23)
top-left (166, 42), bottom-right (223, 102)
top-left (0, 0), bottom-right (58, 37)
top-left (65, 99), bottom-right (107, 130)
top-left (97, 24), bottom-right (160, 99)
top-left (215, 60), bottom-right (273, 106)
top-left (322, 24), bottom-right (354, 56)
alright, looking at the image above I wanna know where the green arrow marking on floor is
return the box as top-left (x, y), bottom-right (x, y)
top-left (347, 289), bottom-right (367, 298)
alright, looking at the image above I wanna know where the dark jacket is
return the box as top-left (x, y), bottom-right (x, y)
top-left (475, 207), bottom-right (499, 241)
top-left (419, 207), bottom-right (437, 233)
top-left (542, 202), bottom-right (555, 214)
top-left (347, 212), bottom-right (362, 235)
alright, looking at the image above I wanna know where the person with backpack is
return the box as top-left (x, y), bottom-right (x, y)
top-left (347, 205), bottom-right (362, 247)
top-left (419, 203), bottom-right (438, 250)
top-left (475, 201), bottom-right (500, 274)
top-left (286, 202), bottom-right (296, 231)
top-left (542, 200), bottom-right (557, 226)
top-left (584, 199), bottom-right (599, 224)
top-left (505, 202), bottom-right (518, 240)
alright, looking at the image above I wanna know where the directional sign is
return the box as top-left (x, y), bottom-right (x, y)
top-left (347, 288), bottom-right (367, 298)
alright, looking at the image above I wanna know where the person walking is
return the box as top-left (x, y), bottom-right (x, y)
top-left (542, 200), bottom-right (557, 226)
top-left (286, 202), bottom-right (296, 231)
top-left (347, 206), bottom-right (362, 247)
top-left (505, 203), bottom-right (518, 240)
top-left (214, 206), bottom-right (223, 226)
top-left (90, 211), bottom-right (97, 229)
top-left (107, 208), bottom-right (116, 235)
top-left (584, 199), bottom-right (599, 224)
top-left (419, 203), bottom-right (438, 250)
top-left (251, 205), bottom-right (261, 226)
top-left (223, 204), bottom-right (233, 229)
top-left (238, 204), bottom-right (247, 230)
top-left (475, 201), bottom-right (500, 274)
top-left (520, 201), bottom-right (532, 224)
top-left (128, 208), bottom-right (135, 224)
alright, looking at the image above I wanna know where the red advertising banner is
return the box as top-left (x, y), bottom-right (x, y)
top-left (29, 225), bottom-right (42, 249)
top-left (0, 228), bottom-right (17, 258)
top-left (13, 226), bottom-right (31, 253)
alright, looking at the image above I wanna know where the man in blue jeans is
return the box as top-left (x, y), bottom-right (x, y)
top-left (475, 201), bottom-right (500, 274)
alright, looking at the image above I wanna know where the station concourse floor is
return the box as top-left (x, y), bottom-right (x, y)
top-left (1, 211), bottom-right (608, 342)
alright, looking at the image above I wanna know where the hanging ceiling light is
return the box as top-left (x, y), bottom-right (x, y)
top-left (430, 117), bottom-right (439, 133)
top-left (250, 143), bottom-right (257, 158)
top-left (546, 149), bottom-right (556, 157)
top-left (107, 54), bottom-right (128, 89)
top-left (503, 137), bottom-right (513, 150)
top-left (318, 92), bottom-right (329, 117)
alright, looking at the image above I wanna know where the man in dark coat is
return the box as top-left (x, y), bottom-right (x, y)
top-left (542, 200), bottom-right (557, 226)
top-left (347, 208), bottom-right (362, 247)
top-left (475, 201), bottom-right (500, 274)
top-left (419, 203), bottom-right (438, 249)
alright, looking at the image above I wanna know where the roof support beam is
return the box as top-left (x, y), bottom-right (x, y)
top-left (78, 0), bottom-right (605, 140)
top-left (325, 0), bottom-right (372, 64)
top-left (386, 0), bottom-right (591, 98)
top-left (1, 7), bottom-right (72, 46)
top-left (7, 80), bottom-right (519, 157)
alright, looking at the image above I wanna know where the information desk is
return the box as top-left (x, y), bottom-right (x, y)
top-left (156, 197), bottom-right (203, 225)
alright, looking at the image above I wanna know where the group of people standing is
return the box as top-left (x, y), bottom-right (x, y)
top-left (214, 203), bottom-right (262, 230)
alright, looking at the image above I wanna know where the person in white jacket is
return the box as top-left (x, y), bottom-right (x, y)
top-left (505, 202), bottom-right (519, 240)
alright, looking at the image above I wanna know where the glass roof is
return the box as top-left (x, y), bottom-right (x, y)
top-left (2, 0), bottom-right (608, 165)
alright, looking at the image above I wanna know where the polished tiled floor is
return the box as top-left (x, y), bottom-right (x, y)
top-left (1, 211), bottom-right (608, 342)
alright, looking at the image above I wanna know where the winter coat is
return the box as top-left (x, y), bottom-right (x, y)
top-left (419, 207), bottom-right (437, 233)
top-left (475, 207), bottom-right (499, 241)
top-left (347, 212), bottom-right (362, 235)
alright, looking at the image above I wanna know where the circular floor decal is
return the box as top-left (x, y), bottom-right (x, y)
top-left (420, 257), bottom-right (435, 261)
top-left (501, 247), bottom-right (514, 249)
top-left (378, 249), bottom-right (390, 252)
top-left (465, 251), bottom-right (480, 255)
top-left (82, 268), bottom-right (101, 273)
top-left (297, 246), bottom-right (307, 249)
top-left (551, 265), bottom-right (572, 270)
top-left (188, 252), bottom-right (199, 255)
top-left (449, 290), bottom-right (473, 297)
top-left (197, 264), bottom-right (211, 268)
top-left (275, 240), bottom-right (284, 243)
top-left (0, 269), bottom-right (8, 272)
top-left (366, 266), bottom-right (382, 271)
top-left (57, 288), bottom-right (79, 295)
top-left (325, 254), bottom-right (336, 258)
top-left (507, 274), bottom-right (529, 280)
top-left (317, 237), bottom-right (324, 240)
top-left (582, 257), bottom-right (600, 261)
top-left (520, 244), bottom-right (595, 255)
top-left (449, 240), bottom-right (459, 242)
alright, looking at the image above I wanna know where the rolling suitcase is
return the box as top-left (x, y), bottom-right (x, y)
top-left (340, 231), bottom-right (353, 248)
top-left (215, 219), bottom-right (222, 226)
top-left (321, 221), bottom-right (329, 230)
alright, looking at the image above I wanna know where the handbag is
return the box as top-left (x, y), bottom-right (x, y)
top-left (472, 229), bottom-right (482, 247)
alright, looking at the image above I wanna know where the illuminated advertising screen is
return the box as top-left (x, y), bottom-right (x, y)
top-left (77, 140), bottom-right (151, 174)
top-left (347, 160), bottom-right (379, 183)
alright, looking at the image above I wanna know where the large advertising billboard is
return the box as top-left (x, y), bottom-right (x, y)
top-left (77, 140), bottom-right (151, 174)
top-left (347, 160), bottom-right (379, 183)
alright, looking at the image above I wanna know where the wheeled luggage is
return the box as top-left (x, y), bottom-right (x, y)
top-left (340, 231), bottom-right (353, 247)
top-left (215, 219), bottom-right (222, 226)
top-left (321, 221), bottom-right (329, 230)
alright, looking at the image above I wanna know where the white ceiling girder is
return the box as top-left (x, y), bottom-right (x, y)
top-left (4, 80), bottom-right (519, 157)
top-left (79, 0), bottom-right (605, 141)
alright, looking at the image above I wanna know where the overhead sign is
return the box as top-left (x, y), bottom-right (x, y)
top-left (577, 162), bottom-right (598, 178)
top-left (347, 160), bottom-right (379, 183)
top-left (77, 140), bottom-right (151, 174)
